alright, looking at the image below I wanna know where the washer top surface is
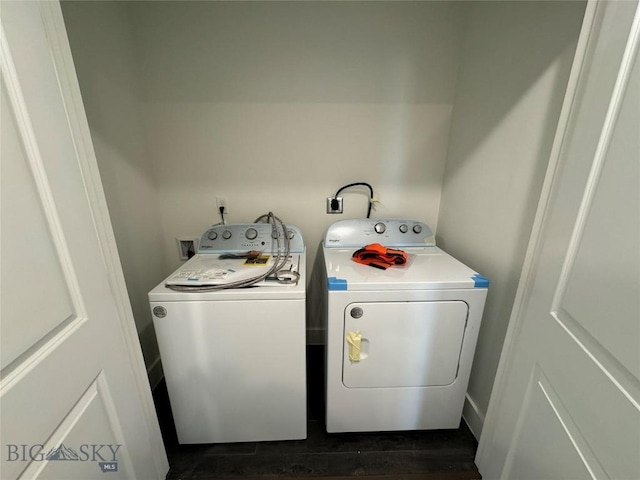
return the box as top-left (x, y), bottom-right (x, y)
top-left (150, 222), bottom-right (306, 302)
top-left (164, 252), bottom-right (300, 287)
top-left (150, 252), bottom-right (306, 301)
top-left (322, 218), bottom-right (487, 291)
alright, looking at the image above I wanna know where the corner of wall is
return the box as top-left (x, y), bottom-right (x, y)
top-left (462, 393), bottom-right (485, 440)
top-left (437, 0), bottom-right (586, 439)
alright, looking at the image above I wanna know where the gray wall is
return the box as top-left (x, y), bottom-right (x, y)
top-left (65, 0), bottom-right (469, 344)
top-left (62, 1), bottom-right (167, 386)
top-left (437, 1), bottom-right (586, 437)
top-left (130, 0), bottom-right (467, 283)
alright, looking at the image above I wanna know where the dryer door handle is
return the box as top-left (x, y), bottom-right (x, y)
top-left (346, 332), bottom-right (369, 362)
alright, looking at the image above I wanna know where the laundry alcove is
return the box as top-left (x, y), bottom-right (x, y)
top-left (60, 0), bottom-right (587, 440)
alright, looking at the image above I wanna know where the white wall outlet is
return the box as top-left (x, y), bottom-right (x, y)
top-left (176, 236), bottom-right (200, 261)
top-left (216, 196), bottom-right (229, 214)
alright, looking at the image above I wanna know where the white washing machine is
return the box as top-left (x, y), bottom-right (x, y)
top-left (149, 221), bottom-right (306, 444)
top-left (322, 218), bottom-right (488, 433)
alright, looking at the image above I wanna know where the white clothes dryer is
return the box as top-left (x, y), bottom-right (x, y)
top-left (149, 221), bottom-right (306, 444)
top-left (322, 219), bottom-right (488, 433)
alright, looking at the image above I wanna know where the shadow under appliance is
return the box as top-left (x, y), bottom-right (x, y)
top-left (322, 218), bottom-right (488, 433)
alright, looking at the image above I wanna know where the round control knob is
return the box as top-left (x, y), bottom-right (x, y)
top-left (288, 230), bottom-right (295, 240)
top-left (207, 231), bottom-right (218, 241)
top-left (245, 228), bottom-right (258, 240)
top-left (413, 224), bottom-right (422, 234)
top-left (222, 230), bottom-right (232, 240)
top-left (374, 222), bottom-right (386, 234)
top-left (399, 224), bottom-right (408, 233)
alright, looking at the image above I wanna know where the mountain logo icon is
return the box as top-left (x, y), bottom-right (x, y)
top-left (45, 444), bottom-right (79, 461)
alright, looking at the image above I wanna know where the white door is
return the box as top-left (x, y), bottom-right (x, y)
top-left (1, 2), bottom-right (168, 479)
top-left (342, 301), bottom-right (469, 388)
top-left (476, 1), bottom-right (639, 479)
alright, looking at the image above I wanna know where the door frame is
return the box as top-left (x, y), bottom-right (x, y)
top-left (27, 2), bottom-right (168, 476)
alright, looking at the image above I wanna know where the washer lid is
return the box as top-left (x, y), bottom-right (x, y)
top-left (164, 253), bottom-right (300, 287)
top-left (323, 246), bottom-right (488, 291)
top-left (149, 252), bottom-right (306, 302)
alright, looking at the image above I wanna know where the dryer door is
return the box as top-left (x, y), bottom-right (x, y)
top-left (343, 301), bottom-right (468, 388)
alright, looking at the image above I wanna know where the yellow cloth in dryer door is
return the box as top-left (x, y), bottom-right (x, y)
top-left (346, 331), bottom-right (362, 362)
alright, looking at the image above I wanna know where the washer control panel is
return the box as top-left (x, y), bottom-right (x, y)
top-left (324, 219), bottom-right (435, 248)
top-left (199, 223), bottom-right (304, 253)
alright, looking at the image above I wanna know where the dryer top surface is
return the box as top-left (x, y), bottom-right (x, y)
top-left (323, 246), bottom-right (487, 291)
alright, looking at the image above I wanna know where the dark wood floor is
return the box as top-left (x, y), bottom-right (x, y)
top-left (152, 346), bottom-right (480, 479)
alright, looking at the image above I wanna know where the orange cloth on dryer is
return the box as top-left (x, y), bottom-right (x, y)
top-left (352, 243), bottom-right (408, 270)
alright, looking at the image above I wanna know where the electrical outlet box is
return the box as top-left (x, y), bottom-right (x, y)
top-left (326, 196), bottom-right (343, 214)
top-left (176, 237), bottom-right (200, 261)
top-left (216, 196), bottom-right (229, 214)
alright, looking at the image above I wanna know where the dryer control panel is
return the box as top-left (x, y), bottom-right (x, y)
top-left (199, 223), bottom-right (304, 253)
top-left (324, 219), bottom-right (435, 248)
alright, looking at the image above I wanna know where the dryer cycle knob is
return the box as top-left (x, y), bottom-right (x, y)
top-left (399, 224), bottom-right (408, 233)
top-left (245, 228), bottom-right (258, 240)
top-left (413, 224), bottom-right (422, 234)
top-left (374, 222), bottom-right (386, 234)
top-left (222, 230), bottom-right (232, 239)
top-left (207, 231), bottom-right (218, 240)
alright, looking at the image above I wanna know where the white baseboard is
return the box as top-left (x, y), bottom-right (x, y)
top-left (462, 393), bottom-right (485, 441)
top-left (147, 355), bottom-right (163, 390)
